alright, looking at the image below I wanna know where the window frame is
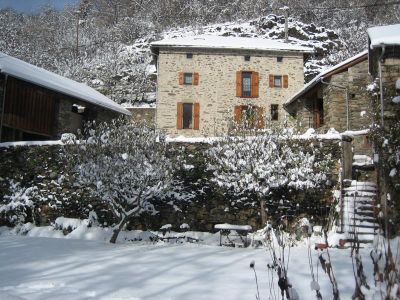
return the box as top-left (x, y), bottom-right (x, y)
top-left (183, 73), bottom-right (193, 85)
top-left (271, 104), bottom-right (279, 121)
top-left (235, 105), bottom-right (264, 129)
top-left (273, 75), bottom-right (282, 88)
top-left (241, 72), bottom-right (252, 97)
top-left (182, 103), bottom-right (193, 129)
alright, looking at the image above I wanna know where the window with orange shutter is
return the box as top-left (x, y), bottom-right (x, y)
top-left (234, 105), bottom-right (264, 129)
top-left (236, 71), bottom-right (259, 98)
top-left (269, 74), bottom-right (289, 88)
top-left (177, 103), bottom-right (200, 130)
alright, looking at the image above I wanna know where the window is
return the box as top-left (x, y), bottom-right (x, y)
top-left (184, 73), bottom-right (193, 85)
top-left (234, 105), bottom-right (264, 129)
top-left (236, 71), bottom-right (259, 98)
top-left (179, 72), bottom-right (199, 85)
top-left (313, 98), bottom-right (324, 128)
top-left (244, 55), bottom-right (251, 61)
top-left (183, 103), bottom-right (193, 128)
top-left (186, 53), bottom-right (193, 59)
top-left (269, 74), bottom-right (288, 88)
top-left (274, 75), bottom-right (282, 87)
top-left (242, 72), bottom-right (252, 97)
top-left (277, 56), bottom-right (283, 62)
top-left (271, 104), bottom-right (279, 121)
top-left (177, 102), bottom-right (200, 130)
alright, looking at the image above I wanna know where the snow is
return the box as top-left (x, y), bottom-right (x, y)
top-left (0, 52), bottom-right (130, 115)
top-left (54, 217), bottom-right (88, 231)
top-left (367, 24), bottom-right (400, 48)
top-left (0, 140), bottom-right (63, 148)
top-left (353, 155), bottom-right (374, 167)
top-left (285, 50), bottom-right (368, 106)
top-left (166, 135), bottom-right (220, 144)
top-left (0, 230), bottom-right (397, 300)
top-left (151, 34), bottom-right (313, 53)
top-left (214, 223), bottom-right (252, 231)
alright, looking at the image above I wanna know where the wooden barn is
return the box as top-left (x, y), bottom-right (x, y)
top-left (0, 52), bottom-right (131, 142)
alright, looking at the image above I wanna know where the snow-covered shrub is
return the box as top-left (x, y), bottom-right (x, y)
top-left (63, 118), bottom-right (176, 243)
top-left (207, 127), bottom-right (334, 226)
top-left (53, 217), bottom-right (89, 234)
top-left (0, 181), bottom-right (40, 226)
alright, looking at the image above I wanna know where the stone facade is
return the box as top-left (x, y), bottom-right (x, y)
top-left (57, 96), bottom-right (120, 138)
top-left (156, 48), bottom-right (305, 137)
top-left (290, 58), bottom-right (374, 156)
top-left (127, 107), bottom-right (156, 127)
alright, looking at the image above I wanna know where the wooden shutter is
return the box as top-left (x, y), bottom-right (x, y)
top-left (177, 102), bottom-right (183, 129)
top-left (193, 73), bottom-right (199, 85)
top-left (251, 72), bottom-right (259, 98)
top-left (283, 75), bottom-right (289, 88)
top-left (269, 74), bottom-right (274, 88)
top-left (179, 72), bottom-right (184, 85)
top-left (234, 106), bottom-right (241, 123)
top-left (236, 71), bottom-right (242, 97)
top-left (256, 106), bottom-right (265, 129)
top-left (193, 103), bottom-right (200, 130)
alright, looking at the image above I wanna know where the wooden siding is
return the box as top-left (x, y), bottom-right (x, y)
top-left (3, 77), bottom-right (56, 137)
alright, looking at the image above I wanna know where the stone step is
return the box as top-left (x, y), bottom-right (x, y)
top-left (351, 217), bottom-right (376, 222)
top-left (344, 238), bottom-right (374, 244)
top-left (344, 203), bottom-right (375, 209)
top-left (343, 196), bottom-right (375, 201)
top-left (350, 181), bottom-right (376, 186)
top-left (343, 191), bottom-right (376, 197)
top-left (347, 231), bottom-right (376, 237)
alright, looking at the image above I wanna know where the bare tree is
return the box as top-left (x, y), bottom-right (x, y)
top-left (64, 119), bottom-right (175, 243)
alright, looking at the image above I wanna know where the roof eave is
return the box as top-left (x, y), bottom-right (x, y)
top-left (150, 44), bottom-right (313, 54)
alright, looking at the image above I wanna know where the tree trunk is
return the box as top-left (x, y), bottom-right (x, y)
top-left (109, 216), bottom-right (129, 244)
top-left (259, 196), bottom-right (267, 227)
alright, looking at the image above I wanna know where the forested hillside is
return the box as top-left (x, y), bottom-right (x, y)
top-left (0, 0), bottom-right (399, 106)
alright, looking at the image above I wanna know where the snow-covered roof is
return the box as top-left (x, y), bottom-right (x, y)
top-left (367, 24), bottom-right (400, 48)
top-left (151, 35), bottom-right (313, 53)
top-left (285, 50), bottom-right (368, 107)
top-left (0, 52), bottom-right (130, 115)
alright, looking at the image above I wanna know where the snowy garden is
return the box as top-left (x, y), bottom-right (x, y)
top-left (1, 120), bottom-right (399, 299)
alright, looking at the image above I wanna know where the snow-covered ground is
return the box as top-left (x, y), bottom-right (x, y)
top-left (0, 225), bottom-right (396, 300)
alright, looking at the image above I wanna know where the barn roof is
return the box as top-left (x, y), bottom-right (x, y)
top-left (0, 52), bottom-right (130, 115)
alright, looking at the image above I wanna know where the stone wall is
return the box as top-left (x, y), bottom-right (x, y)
top-left (0, 138), bottom-right (342, 231)
top-left (127, 107), bottom-right (156, 127)
top-left (57, 96), bottom-right (121, 138)
top-left (323, 60), bottom-right (372, 133)
top-left (156, 48), bottom-right (305, 137)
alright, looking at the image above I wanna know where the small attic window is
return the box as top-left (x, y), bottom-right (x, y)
top-left (244, 55), bottom-right (251, 61)
top-left (277, 56), bottom-right (283, 62)
top-left (186, 53), bottom-right (193, 59)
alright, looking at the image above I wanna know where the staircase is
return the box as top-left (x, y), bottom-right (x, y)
top-left (338, 180), bottom-right (379, 244)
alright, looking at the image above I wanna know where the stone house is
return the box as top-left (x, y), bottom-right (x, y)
top-left (284, 50), bottom-right (373, 155)
top-left (151, 35), bottom-right (312, 137)
top-left (367, 24), bottom-right (400, 227)
top-left (0, 52), bottom-right (131, 142)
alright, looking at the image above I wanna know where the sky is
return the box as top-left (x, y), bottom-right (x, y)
top-left (0, 0), bottom-right (79, 14)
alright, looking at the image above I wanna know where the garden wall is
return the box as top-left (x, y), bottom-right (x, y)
top-left (0, 138), bottom-right (343, 232)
